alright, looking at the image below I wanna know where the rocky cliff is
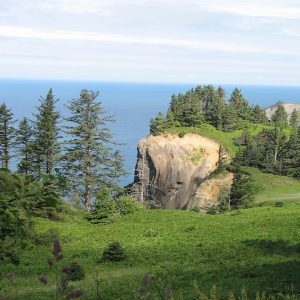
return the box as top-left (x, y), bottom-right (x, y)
top-left (265, 103), bottom-right (300, 119)
top-left (131, 133), bottom-right (233, 211)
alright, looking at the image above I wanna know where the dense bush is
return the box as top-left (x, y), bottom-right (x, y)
top-left (100, 241), bottom-right (126, 262)
top-left (62, 262), bottom-right (85, 281)
top-left (0, 169), bottom-right (34, 264)
top-left (87, 192), bottom-right (142, 224)
top-left (115, 195), bottom-right (143, 215)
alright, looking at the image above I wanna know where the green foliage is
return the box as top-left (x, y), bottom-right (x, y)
top-left (153, 85), bottom-right (267, 135)
top-left (115, 195), bottom-right (143, 215)
top-left (150, 112), bottom-right (167, 135)
top-left (33, 228), bottom-right (60, 246)
top-left (101, 241), bottom-right (126, 262)
top-left (63, 89), bottom-right (126, 211)
top-left (37, 239), bottom-right (85, 299)
top-left (87, 192), bottom-right (141, 224)
top-left (33, 89), bottom-right (61, 175)
top-left (15, 117), bottom-right (35, 176)
top-left (1, 191), bottom-right (300, 299)
top-left (229, 168), bottom-right (259, 209)
top-left (87, 190), bottom-right (117, 224)
top-left (62, 262), bottom-right (85, 282)
top-left (143, 229), bottom-right (158, 237)
top-left (28, 173), bottom-right (63, 220)
top-left (0, 169), bottom-right (33, 264)
top-left (0, 103), bottom-right (15, 169)
top-left (271, 104), bottom-right (288, 129)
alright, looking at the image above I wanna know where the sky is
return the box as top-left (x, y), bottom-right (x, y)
top-left (0, 0), bottom-right (300, 85)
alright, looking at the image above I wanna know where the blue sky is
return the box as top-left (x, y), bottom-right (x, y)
top-left (0, 0), bottom-right (299, 85)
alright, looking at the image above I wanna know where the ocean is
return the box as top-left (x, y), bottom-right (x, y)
top-left (1, 79), bottom-right (300, 186)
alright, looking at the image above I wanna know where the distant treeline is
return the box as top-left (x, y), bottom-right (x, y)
top-left (150, 85), bottom-right (268, 134)
top-left (150, 85), bottom-right (300, 179)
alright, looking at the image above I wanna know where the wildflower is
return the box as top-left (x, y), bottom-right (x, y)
top-left (52, 238), bottom-right (63, 260)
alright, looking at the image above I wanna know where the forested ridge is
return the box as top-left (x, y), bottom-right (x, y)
top-left (150, 85), bottom-right (300, 179)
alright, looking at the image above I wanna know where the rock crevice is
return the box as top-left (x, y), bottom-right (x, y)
top-left (132, 133), bottom-right (233, 210)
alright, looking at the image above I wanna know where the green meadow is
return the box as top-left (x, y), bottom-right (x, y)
top-left (1, 169), bottom-right (299, 300)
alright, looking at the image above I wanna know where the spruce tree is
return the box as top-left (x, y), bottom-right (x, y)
top-left (34, 89), bottom-right (61, 175)
top-left (228, 88), bottom-right (252, 126)
top-left (289, 109), bottom-right (299, 129)
top-left (0, 103), bottom-right (15, 169)
top-left (15, 118), bottom-right (35, 175)
top-left (251, 105), bottom-right (268, 124)
top-left (63, 89), bottom-right (126, 211)
top-left (150, 112), bottom-right (166, 135)
top-left (271, 103), bottom-right (288, 128)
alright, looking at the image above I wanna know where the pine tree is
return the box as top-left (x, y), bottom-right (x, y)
top-left (271, 103), bottom-right (288, 128)
top-left (150, 112), bottom-right (166, 135)
top-left (34, 89), bottom-right (61, 174)
top-left (251, 105), bottom-right (268, 124)
top-left (289, 109), bottom-right (299, 130)
top-left (229, 88), bottom-right (252, 125)
top-left (229, 169), bottom-right (257, 209)
top-left (0, 103), bottom-right (15, 169)
top-left (15, 118), bottom-right (35, 175)
top-left (282, 124), bottom-right (300, 178)
top-left (63, 89), bottom-right (126, 211)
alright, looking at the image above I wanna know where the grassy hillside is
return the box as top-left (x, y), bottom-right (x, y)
top-left (246, 167), bottom-right (300, 204)
top-left (1, 172), bottom-right (299, 299)
top-left (165, 123), bottom-right (274, 157)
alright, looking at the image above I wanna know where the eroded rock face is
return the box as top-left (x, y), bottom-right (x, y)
top-left (132, 133), bottom-right (232, 210)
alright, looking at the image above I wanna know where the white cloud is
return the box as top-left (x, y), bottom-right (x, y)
top-left (197, 0), bottom-right (300, 19)
top-left (0, 0), bottom-right (299, 84)
top-left (1, 25), bottom-right (299, 57)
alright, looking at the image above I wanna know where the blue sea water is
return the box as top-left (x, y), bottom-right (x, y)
top-left (1, 79), bottom-right (300, 186)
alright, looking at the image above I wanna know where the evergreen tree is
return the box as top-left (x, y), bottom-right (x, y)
top-left (222, 105), bottom-right (237, 132)
top-left (228, 88), bottom-right (252, 127)
top-left (229, 169), bottom-right (257, 209)
top-left (289, 109), bottom-right (299, 130)
top-left (34, 89), bottom-right (61, 174)
top-left (182, 93), bottom-right (203, 127)
top-left (0, 103), bottom-right (15, 169)
top-left (251, 105), bottom-right (268, 124)
top-left (150, 112), bottom-right (166, 135)
top-left (15, 118), bottom-right (35, 175)
top-left (271, 103), bottom-right (288, 128)
top-left (63, 89), bottom-right (126, 211)
top-left (282, 124), bottom-right (300, 178)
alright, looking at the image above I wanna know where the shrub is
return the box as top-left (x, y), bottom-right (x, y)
top-left (62, 262), bottom-right (85, 281)
top-left (143, 229), bottom-right (158, 237)
top-left (100, 241), bottom-right (126, 262)
top-left (33, 228), bottom-right (60, 246)
top-left (87, 189), bottom-right (117, 224)
top-left (115, 195), bottom-right (143, 215)
top-left (184, 225), bottom-right (196, 232)
top-left (275, 201), bottom-right (284, 207)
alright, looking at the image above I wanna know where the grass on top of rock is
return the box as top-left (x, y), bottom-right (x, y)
top-left (165, 123), bottom-right (273, 158)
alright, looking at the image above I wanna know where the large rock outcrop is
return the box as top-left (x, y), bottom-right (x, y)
top-left (131, 133), bottom-right (233, 210)
top-left (265, 103), bottom-right (300, 119)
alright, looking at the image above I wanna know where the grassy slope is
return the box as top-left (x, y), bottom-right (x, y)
top-left (1, 126), bottom-right (299, 300)
top-left (1, 188), bottom-right (299, 299)
top-left (165, 123), bottom-right (272, 158)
